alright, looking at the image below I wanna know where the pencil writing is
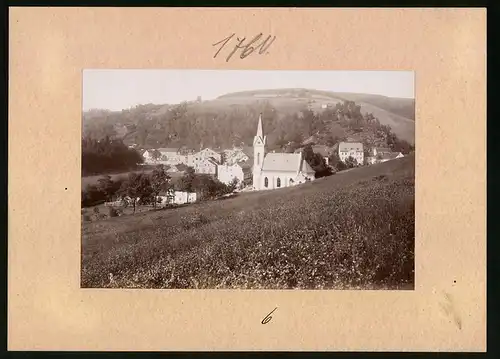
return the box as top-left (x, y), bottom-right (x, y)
top-left (212, 33), bottom-right (276, 62)
top-left (261, 307), bottom-right (278, 324)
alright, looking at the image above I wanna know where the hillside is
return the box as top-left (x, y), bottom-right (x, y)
top-left (217, 89), bottom-right (414, 142)
top-left (81, 154), bottom-right (415, 290)
top-left (218, 88), bottom-right (415, 119)
top-left (82, 88), bottom-right (415, 148)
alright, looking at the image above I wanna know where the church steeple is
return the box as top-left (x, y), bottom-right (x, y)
top-left (256, 113), bottom-right (263, 138)
top-left (253, 113), bottom-right (266, 190)
top-left (253, 113), bottom-right (266, 146)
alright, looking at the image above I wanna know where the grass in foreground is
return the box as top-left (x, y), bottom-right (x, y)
top-left (81, 155), bottom-right (415, 290)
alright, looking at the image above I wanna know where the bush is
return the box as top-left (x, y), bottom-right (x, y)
top-left (108, 207), bottom-right (119, 217)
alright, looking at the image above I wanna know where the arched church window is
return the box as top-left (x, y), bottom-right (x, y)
top-left (277, 177), bottom-right (281, 188)
top-left (264, 177), bottom-right (268, 188)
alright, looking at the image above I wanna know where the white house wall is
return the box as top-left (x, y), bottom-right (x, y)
top-left (217, 164), bottom-right (244, 185)
top-left (157, 191), bottom-right (197, 206)
top-left (339, 150), bottom-right (364, 165)
top-left (256, 170), bottom-right (308, 190)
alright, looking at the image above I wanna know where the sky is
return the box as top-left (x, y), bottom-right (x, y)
top-left (83, 70), bottom-right (414, 111)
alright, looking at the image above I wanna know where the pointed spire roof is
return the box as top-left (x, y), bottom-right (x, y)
top-left (256, 113), bottom-right (263, 138)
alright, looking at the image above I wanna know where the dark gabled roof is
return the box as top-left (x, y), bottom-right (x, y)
top-left (300, 159), bottom-right (315, 174)
top-left (207, 156), bottom-right (220, 165)
top-left (240, 157), bottom-right (254, 167)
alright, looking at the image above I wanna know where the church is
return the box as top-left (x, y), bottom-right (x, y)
top-left (252, 114), bottom-right (316, 191)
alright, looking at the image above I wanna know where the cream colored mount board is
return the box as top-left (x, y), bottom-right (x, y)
top-left (8, 7), bottom-right (486, 351)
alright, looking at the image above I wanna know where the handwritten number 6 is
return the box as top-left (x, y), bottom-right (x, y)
top-left (240, 45), bottom-right (255, 59)
top-left (261, 307), bottom-right (278, 325)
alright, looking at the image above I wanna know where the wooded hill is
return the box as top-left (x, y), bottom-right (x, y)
top-left (82, 89), bottom-right (415, 152)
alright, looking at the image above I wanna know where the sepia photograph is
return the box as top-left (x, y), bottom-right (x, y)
top-left (81, 69), bottom-right (415, 290)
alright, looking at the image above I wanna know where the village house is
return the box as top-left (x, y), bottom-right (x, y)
top-left (194, 157), bottom-right (219, 175)
top-left (217, 162), bottom-right (245, 185)
top-left (195, 148), bottom-right (222, 164)
top-left (141, 149), bottom-right (161, 164)
top-left (338, 142), bottom-right (364, 165)
top-left (222, 147), bottom-right (250, 165)
top-left (372, 147), bottom-right (392, 157)
top-left (253, 114), bottom-right (316, 191)
top-left (367, 147), bottom-right (404, 164)
top-left (157, 148), bottom-right (182, 164)
top-left (156, 190), bottom-right (197, 207)
top-left (378, 152), bottom-right (404, 163)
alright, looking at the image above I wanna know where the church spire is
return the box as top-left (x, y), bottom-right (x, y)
top-left (256, 113), bottom-right (263, 138)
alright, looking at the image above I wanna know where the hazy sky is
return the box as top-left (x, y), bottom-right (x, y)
top-left (83, 70), bottom-right (414, 111)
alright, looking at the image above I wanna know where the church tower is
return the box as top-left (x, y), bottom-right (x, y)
top-left (253, 113), bottom-right (266, 190)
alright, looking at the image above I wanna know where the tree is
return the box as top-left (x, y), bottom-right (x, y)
top-left (81, 136), bottom-right (144, 176)
top-left (118, 172), bottom-right (153, 214)
top-left (177, 167), bottom-right (196, 192)
top-left (302, 144), bottom-right (332, 178)
top-left (328, 152), bottom-right (347, 172)
top-left (149, 165), bottom-right (171, 209)
top-left (392, 139), bottom-right (413, 155)
top-left (344, 156), bottom-right (358, 169)
top-left (96, 175), bottom-right (115, 201)
top-left (191, 174), bottom-right (229, 200)
top-left (228, 177), bottom-right (239, 192)
top-left (82, 184), bottom-right (107, 207)
top-left (324, 133), bottom-right (340, 147)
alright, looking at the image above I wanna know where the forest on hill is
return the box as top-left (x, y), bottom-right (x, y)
top-left (82, 93), bottom-right (414, 156)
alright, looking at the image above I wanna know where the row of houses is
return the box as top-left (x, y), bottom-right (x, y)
top-left (141, 147), bottom-right (221, 175)
top-left (140, 137), bottom-right (405, 192)
top-left (338, 142), bottom-right (405, 165)
top-left (141, 146), bottom-right (254, 186)
top-left (292, 142), bottom-right (404, 167)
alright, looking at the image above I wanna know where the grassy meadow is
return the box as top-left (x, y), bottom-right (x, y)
top-left (81, 155), bottom-right (415, 290)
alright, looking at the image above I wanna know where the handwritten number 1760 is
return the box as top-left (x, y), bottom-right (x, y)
top-left (212, 33), bottom-right (276, 62)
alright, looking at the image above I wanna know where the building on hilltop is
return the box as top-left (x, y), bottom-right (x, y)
top-left (338, 142), bottom-right (364, 165)
top-left (252, 114), bottom-right (315, 191)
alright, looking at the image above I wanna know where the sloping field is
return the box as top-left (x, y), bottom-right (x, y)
top-left (82, 155), bottom-right (415, 290)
